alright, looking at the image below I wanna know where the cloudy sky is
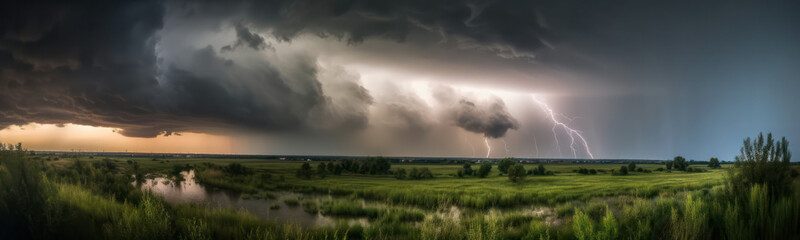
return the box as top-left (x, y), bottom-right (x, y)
top-left (1, 0), bottom-right (798, 160)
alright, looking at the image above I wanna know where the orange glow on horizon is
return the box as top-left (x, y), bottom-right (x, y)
top-left (0, 123), bottom-right (234, 154)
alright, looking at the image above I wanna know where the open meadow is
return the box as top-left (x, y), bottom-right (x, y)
top-left (4, 146), bottom-right (799, 239)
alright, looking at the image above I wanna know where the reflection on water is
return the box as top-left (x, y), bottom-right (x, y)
top-left (135, 170), bottom-right (367, 227)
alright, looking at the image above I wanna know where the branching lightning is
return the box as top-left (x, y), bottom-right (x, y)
top-left (532, 96), bottom-right (595, 159)
top-left (484, 137), bottom-right (491, 158)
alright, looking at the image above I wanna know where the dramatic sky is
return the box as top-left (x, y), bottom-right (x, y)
top-left (1, 0), bottom-right (799, 160)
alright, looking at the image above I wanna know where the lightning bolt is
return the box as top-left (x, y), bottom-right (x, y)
top-left (502, 139), bottom-right (511, 157)
top-left (484, 137), bottom-right (492, 158)
top-left (532, 96), bottom-right (595, 159)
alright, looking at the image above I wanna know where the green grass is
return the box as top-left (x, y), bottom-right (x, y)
top-left (5, 150), bottom-right (800, 239)
top-left (50, 156), bottom-right (728, 209)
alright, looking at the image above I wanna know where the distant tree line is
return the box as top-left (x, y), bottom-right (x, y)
top-left (663, 156), bottom-right (709, 173)
top-left (297, 157), bottom-right (392, 179)
top-left (395, 167), bottom-right (434, 180)
top-left (456, 162), bottom-right (492, 178)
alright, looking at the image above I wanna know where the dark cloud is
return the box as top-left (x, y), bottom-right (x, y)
top-left (450, 98), bottom-right (519, 138)
top-left (0, 0), bottom-right (374, 138)
top-left (433, 86), bottom-right (519, 138)
top-left (180, 0), bottom-right (551, 58)
top-left (221, 24), bottom-right (271, 52)
top-left (2, 0), bottom-right (541, 138)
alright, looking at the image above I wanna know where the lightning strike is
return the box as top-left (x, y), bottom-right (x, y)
top-left (484, 137), bottom-right (491, 158)
top-left (502, 139), bottom-right (510, 157)
top-left (532, 96), bottom-right (595, 159)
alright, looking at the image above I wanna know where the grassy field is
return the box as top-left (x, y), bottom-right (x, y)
top-left (7, 152), bottom-right (797, 239)
top-left (54, 156), bottom-right (726, 208)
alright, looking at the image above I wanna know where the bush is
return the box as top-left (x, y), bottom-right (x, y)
top-left (708, 157), bottom-right (722, 169)
top-left (225, 163), bottom-right (252, 176)
top-left (673, 156), bottom-right (688, 171)
top-left (296, 162), bottom-right (313, 179)
top-left (728, 132), bottom-right (793, 199)
top-left (498, 158), bottom-right (515, 173)
top-left (477, 162), bottom-right (492, 178)
top-left (408, 167), bottom-right (433, 179)
top-left (618, 166), bottom-right (629, 175)
top-left (283, 197), bottom-right (299, 206)
top-left (508, 164), bottom-right (526, 183)
top-left (462, 162), bottom-right (473, 176)
top-left (301, 200), bottom-right (318, 213)
top-left (394, 168), bottom-right (407, 180)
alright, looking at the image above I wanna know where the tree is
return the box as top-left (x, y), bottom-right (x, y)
top-left (477, 162), bottom-right (492, 178)
top-left (708, 157), bottom-right (721, 169)
top-left (327, 162), bottom-right (336, 172)
top-left (508, 164), bottom-right (526, 183)
top-left (463, 162), bottom-right (473, 176)
top-left (537, 164), bottom-right (546, 175)
top-left (619, 166), bottom-right (629, 175)
top-left (317, 162), bottom-right (327, 178)
top-left (296, 162), bottom-right (313, 179)
top-left (728, 132), bottom-right (793, 199)
top-left (498, 158), bottom-right (515, 173)
top-left (628, 161), bottom-right (636, 172)
top-left (665, 161), bottom-right (674, 170)
top-left (333, 164), bottom-right (343, 175)
top-left (394, 168), bottom-right (407, 180)
top-left (673, 156), bottom-right (687, 171)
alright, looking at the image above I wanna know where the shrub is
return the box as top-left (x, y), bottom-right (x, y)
top-left (673, 156), bottom-right (688, 171)
top-left (508, 164), bottom-right (526, 183)
top-left (498, 158), bottom-right (515, 173)
top-left (708, 157), bottom-right (722, 169)
top-left (463, 162), bottom-right (473, 176)
top-left (316, 162), bottom-right (327, 179)
top-left (225, 163), bottom-right (252, 175)
top-left (283, 197), bottom-right (299, 206)
top-left (618, 166), bottom-right (629, 175)
top-left (296, 163), bottom-right (313, 179)
top-left (728, 132), bottom-right (793, 199)
top-left (394, 168), bottom-right (407, 180)
top-left (301, 200), bottom-right (318, 213)
top-left (408, 168), bottom-right (433, 179)
top-left (477, 162), bottom-right (492, 178)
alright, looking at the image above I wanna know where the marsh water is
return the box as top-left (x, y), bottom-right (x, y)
top-left (135, 170), bottom-right (566, 228)
top-left (135, 170), bottom-right (368, 227)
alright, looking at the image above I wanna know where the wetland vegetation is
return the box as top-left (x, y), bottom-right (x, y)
top-left (1, 132), bottom-right (799, 239)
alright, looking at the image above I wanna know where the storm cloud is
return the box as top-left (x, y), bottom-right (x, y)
top-left (2, 0), bottom-right (799, 160)
top-left (432, 85), bottom-right (519, 138)
top-left (0, 0), bottom-right (545, 138)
